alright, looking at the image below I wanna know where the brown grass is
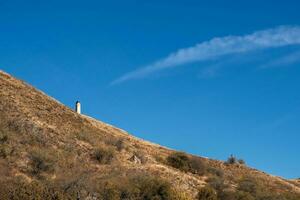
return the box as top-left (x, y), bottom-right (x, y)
top-left (0, 70), bottom-right (299, 199)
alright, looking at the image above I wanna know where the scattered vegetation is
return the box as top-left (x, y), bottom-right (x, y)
top-left (0, 178), bottom-right (68, 200)
top-left (1, 71), bottom-right (300, 200)
top-left (0, 174), bottom-right (190, 200)
top-left (225, 155), bottom-right (246, 165)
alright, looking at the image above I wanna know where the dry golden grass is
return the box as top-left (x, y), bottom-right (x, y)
top-left (0, 70), bottom-right (299, 199)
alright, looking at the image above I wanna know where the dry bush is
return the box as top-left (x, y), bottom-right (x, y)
top-left (167, 152), bottom-right (207, 175)
top-left (29, 149), bottom-right (56, 175)
top-left (167, 152), bottom-right (191, 172)
top-left (197, 186), bottom-right (217, 200)
top-left (0, 131), bottom-right (8, 143)
top-left (0, 178), bottom-right (68, 200)
top-left (133, 151), bottom-right (148, 164)
top-left (237, 177), bottom-right (259, 195)
top-left (92, 145), bottom-right (115, 164)
top-left (0, 145), bottom-right (12, 158)
top-left (115, 139), bottom-right (126, 151)
top-left (207, 176), bottom-right (229, 195)
top-left (207, 167), bottom-right (224, 177)
top-left (189, 156), bottom-right (207, 175)
top-left (113, 175), bottom-right (186, 200)
top-left (234, 191), bottom-right (255, 200)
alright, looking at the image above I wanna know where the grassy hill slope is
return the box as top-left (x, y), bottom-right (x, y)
top-left (0, 70), bottom-right (299, 200)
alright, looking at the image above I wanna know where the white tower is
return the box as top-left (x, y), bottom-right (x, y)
top-left (75, 101), bottom-right (81, 114)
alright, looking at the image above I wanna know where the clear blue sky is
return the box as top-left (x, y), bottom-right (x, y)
top-left (1, 0), bottom-right (300, 178)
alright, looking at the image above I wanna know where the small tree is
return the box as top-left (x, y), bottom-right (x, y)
top-left (225, 155), bottom-right (237, 165)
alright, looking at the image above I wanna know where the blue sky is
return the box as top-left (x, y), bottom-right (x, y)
top-left (1, 0), bottom-right (300, 178)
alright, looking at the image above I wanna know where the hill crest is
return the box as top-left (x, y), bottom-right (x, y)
top-left (0, 70), bottom-right (299, 199)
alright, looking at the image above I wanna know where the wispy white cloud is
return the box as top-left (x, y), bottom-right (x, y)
top-left (111, 26), bottom-right (300, 85)
top-left (260, 50), bottom-right (300, 69)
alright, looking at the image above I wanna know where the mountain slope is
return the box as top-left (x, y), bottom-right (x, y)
top-left (0, 70), bottom-right (299, 200)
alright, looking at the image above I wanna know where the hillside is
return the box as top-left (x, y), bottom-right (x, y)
top-left (0, 70), bottom-right (299, 200)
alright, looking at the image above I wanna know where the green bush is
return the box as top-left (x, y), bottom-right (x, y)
top-left (167, 152), bottom-right (191, 172)
top-left (197, 186), bottom-right (217, 200)
top-left (138, 176), bottom-right (176, 200)
top-left (167, 152), bottom-right (206, 175)
top-left (93, 146), bottom-right (115, 164)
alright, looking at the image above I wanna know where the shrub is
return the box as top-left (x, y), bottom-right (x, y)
top-left (237, 177), bottom-right (258, 195)
top-left (167, 152), bottom-right (206, 175)
top-left (138, 177), bottom-right (176, 200)
top-left (207, 167), bottom-right (224, 177)
top-left (234, 191), bottom-right (255, 200)
top-left (167, 152), bottom-right (190, 172)
top-left (0, 179), bottom-right (68, 200)
top-left (238, 159), bottom-right (246, 165)
top-left (189, 156), bottom-right (207, 175)
top-left (133, 151), bottom-right (148, 164)
top-left (30, 150), bottom-right (55, 175)
top-left (0, 131), bottom-right (8, 144)
top-left (93, 146), bottom-right (115, 164)
top-left (207, 176), bottom-right (228, 193)
top-left (115, 139), bottom-right (126, 151)
top-left (96, 176), bottom-right (187, 200)
top-left (225, 154), bottom-right (237, 165)
top-left (197, 186), bottom-right (217, 200)
top-left (0, 145), bottom-right (12, 158)
top-left (154, 154), bottom-right (165, 164)
top-left (100, 182), bottom-right (121, 200)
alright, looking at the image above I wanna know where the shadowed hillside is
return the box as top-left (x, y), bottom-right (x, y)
top-left (0, 70), bottom-right (299, 200)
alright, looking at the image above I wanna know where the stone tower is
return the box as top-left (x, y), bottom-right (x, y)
top-left (75, 101), bottom-right (81, 114)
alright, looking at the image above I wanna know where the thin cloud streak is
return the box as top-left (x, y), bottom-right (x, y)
top-left (260, 50), bottom-right (300, 69)
top-left (111, 26), bottom-right (300, 85)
